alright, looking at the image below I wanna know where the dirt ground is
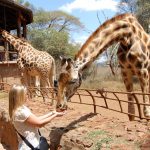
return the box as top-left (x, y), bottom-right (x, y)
top-left (0, 91), bottom-right (150, 150)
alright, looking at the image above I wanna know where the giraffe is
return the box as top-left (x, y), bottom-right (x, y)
top-left (0, 29), bottom-right (56, 103)
top-left (56, 13), bottom-right (150, 121)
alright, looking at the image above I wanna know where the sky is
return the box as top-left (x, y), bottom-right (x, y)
top-left (27, 0), bottom-right (120, 45)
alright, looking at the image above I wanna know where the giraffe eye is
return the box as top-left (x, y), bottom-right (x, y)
top-left (66, 65), bottom-right (71, 70)
top-left (67, 58), bottom-right (72, 62)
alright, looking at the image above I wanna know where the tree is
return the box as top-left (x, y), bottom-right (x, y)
top-left (32, 10), bottom-right (84, 32)
top-left (15, 0), bottom-right (36, 11)
top-left (117, 0), bottom-right (150, 33)
top-left (117, 0), bottom-right (137, 13)
top-left (27, 9), bottom-right (83, 60)
top-left (14, 0), bottom-right (24, 4)
top-left (14, 1), bottom-right (83, 60)
top-left (136, 0), bottom-right (150, 33)
top-left (28, 28), bottom-right (79, 59)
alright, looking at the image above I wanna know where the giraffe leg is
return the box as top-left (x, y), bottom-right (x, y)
top-left (27, 75), bottom-right (32, 99)
top-left (29, 76), bottom-right (35, 98)
top-left (29, 76), bottom-right (38, 97)
top-left (31, 76), bottom-right (41, 97)
top-left (121, 69), bottom-right (135, 121)
top-left (40, 77), bottom-right (50, 103)
top-left (49, 75), bottom-right (55, 106)
top-left (46, 77), bottom-right (55, 105)
top-left (40, 78), bottom-right (47, 102)
top-left (137, 69), bottom-right (150, 117)
top-left (20, 74), bottom-right (24, 85)
top-left (21, 71), bottom-right (32, 99)
top-left (35, 76), bottom-right (41, 97)
top-left (20, 72), bottom-right (26, 86)
top-left (26, 74), bottom-right (33, 99)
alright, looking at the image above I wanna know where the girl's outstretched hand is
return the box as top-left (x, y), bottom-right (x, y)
top-left (52, 110), bottom-right (67, 117)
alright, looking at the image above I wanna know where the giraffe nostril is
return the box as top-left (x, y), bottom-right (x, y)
top-left (56, 104), bottom-right (62, 109)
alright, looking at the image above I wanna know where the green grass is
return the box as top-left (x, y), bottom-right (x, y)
top-left (94, 137), bottom-right (113, 150)
top-left (0, 92), bottom-right (8, 99)
top-left (83, 129), bottom-right (141, 150)
top-left (84, 130), bottom-right (113, 150)
top-left (87, 130), bottom-right (107, 139)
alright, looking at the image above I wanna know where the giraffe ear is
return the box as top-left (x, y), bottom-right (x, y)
top-left (67, 58), bottom-right (72, 62)
top-left (59, 56), bottom-right (64, 61)
top-left (0, 28), bottom-right (3, 34)
top-left (67, 58), bottom-right (74, 64)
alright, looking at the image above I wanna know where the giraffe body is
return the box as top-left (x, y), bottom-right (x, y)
top-left (1, 30), bottom-right (56, 102)
top-left (57, 13), bottom-right (150, 120)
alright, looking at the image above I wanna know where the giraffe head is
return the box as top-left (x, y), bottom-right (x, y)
top-left (0, 29), bottom-right (8, 37)
top-left (56, 56), bottom-right (82, 111)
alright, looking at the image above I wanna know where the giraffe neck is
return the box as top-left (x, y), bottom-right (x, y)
top-left (74, 13), bottom-right (141, 71)
top-left (2, 30), bottom-right (29, 53)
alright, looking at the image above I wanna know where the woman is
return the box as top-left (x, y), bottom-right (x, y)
top-left (9, 84), bottom-right (66, 150)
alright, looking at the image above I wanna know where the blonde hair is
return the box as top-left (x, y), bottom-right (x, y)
top-left (9, 84), bottom-right (27, 120)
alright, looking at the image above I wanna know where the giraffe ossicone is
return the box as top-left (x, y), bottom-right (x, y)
top-left (57, 13), bottom-right (150, 121)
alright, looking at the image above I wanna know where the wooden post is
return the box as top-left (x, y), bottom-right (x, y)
top-left (23, 22), bottom-right (27, 39)
top-left (4, 41), bottom-right (9, 61)
top-left (17, 11), bottom-right (22, 38)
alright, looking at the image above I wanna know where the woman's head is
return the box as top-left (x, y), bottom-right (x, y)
top-left (9, 84), bottom-right (27, 119)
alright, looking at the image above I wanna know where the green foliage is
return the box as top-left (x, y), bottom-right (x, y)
top-left (15, 0), bottom-right (36, 11)
top-left (28, 28), bottom-right (79, 59)
top-left (31, 10), bottom-right (51, 28)
top-left (136, 0), bottom-right (150, 33)
top-left (118, 0), bottom-right (150, 33)
top-left (32, 10), bottom-right (84, 32)
top-left (15, 1), bottom-right (83, 59)
top-left (15, 0), bottom-right (24, 4)
top-left (26, 8), bottom-right (83, 60)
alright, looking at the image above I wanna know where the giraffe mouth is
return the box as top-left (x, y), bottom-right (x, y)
top-left (56, 103), bottom-right (68, 112)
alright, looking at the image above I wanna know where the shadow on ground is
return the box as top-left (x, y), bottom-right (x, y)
top-left (49, 112), bottom-right (96, 150)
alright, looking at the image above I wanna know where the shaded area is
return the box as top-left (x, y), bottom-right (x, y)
top-left (0, 0), bottom-right (32, 30)
top-left (140, 134), bottom-right (150, 150)
top-left (49, 112), bottom-right (96, 150)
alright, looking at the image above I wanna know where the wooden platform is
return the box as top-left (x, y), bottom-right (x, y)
top-left (0, 61), bottom-right (21, 78)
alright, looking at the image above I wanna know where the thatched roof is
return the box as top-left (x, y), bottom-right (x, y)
top-left (0, 0), bottom-right (33, 30)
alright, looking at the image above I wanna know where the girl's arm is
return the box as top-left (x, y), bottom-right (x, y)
top-left (25, 111), bottom-right (65, 128)
top-left (38, 111), bottom-right (55, 120)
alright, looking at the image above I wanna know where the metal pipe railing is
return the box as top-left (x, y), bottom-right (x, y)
top-left (1, 82), bottom-right (150, 120)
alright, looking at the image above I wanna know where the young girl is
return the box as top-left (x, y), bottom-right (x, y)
top-left (9, 84), bottom-right (66, 150)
